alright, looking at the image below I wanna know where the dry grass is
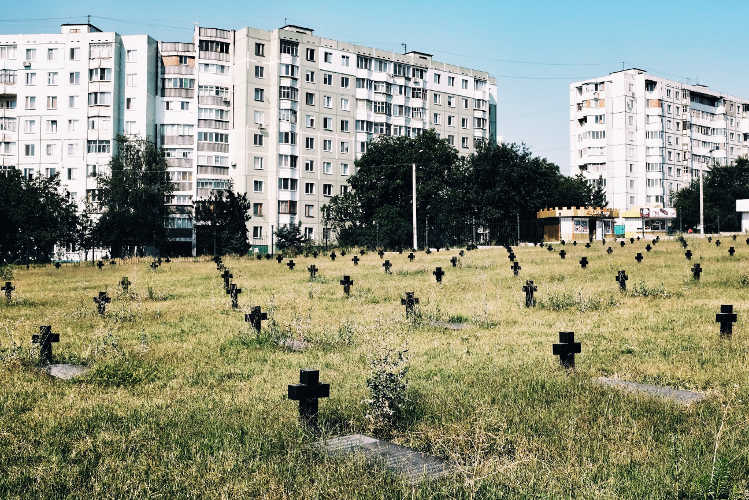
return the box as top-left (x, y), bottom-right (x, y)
top-left (1, 236), bottom-right (748, 498)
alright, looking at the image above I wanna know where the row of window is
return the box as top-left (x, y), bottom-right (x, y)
top-left (12, 139), bottom-right (111, 157)
top-left (0, 44), bottom-right (130, 62)
top-left (251, 180), bottom-right (347, 198)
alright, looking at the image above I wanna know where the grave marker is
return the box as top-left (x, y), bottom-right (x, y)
top-left (97, 260), bottom-right (104, 270)
top-left (561, 239), bottom-right (566, 245)
top-left (378, 249), bottom-right (385, 259)
top-left (645, 244), bottom-right (652, 252)
top-left (308, 264), bottom-right (318, 280)
top-left (54, 262), bottom-right (61, 269)
top-left (340, 275), bottom-right (354, 296)
top-left (552, 331), bottom-right (581, 369)
top-left (360, 249), bottom-right (366, 256)
top-left (508, 252), bottom-right (516, 261)
top-left (221, 269), bottom-right (233, 292)
top-left (382, 260), bottom-right (392, 274)
top-left (630, 237), bottom-right (634, 244)
top-left (276, 254), bottom-right (283, 264)
top-left (288, 369), bottom-right (330, 428)
top-left (685, 250), bottom-right (693, 260)
top-left (150, 260), bottom-right (159, 270)
top-left (715, 239), bottom-right (721, 247)
top-left (433, 267), bottom-right (445, 283)
top-left (2, 281), bottom-right (15, 303)
top-left (728, 247), bottom-right (735, 257)
top-left (330, 251), bottom-right (337, 261)
top-left (579, 256), bottom-right (589, 269)
top-left (227, 283), bottom-right (242, 308)
top-left (716, 305), bottom-right (737, 337)
top-left (585, 242), bottom-right (591, 249)
top-left (559, 249), bottom-right (566, 259)
top-left (523, 280), bottom-right (537, 307)
top-left (245, 306), bottom-right (268, 335)
top-left (341, 250), bottom-right (347, 257)
top-left (352, 256), bottom-right (359, 266)
top-left (708, 236), bottom-right (713, 243)
top-left (547, 245), bottom-right (554, 252)
top-left (691, 263), bottom-right (702, 281)
top-left (635, 253), bottom-right (644, 263)
top-left (313, 251), bottom-right (319, 258)
top-left (32, 325), bottom-right (59, 364)
top-left (459, 250), bottom-right (465, 257)
top-left (616, 270), bottom-right (628, 291)
top-left (120, 276), bottom-right (131, 292)
top-left (620, 241), bottom-right (625, 247)
top-left (573, 241), bottom-right (578, 246)
top-left (450, 256), bottom-right (458, 267)
top-left (93, 291), bottom-right (111, 315)
top-left (401, 292), bottom-right (420, 317)
top-left (606, 247), bottom-right (613, 254)
top-left (287, 260), bottom-right (296, 270)
top-left (511, 261), bottom-right (521, 276)
top-left (408, 252), bottom-right (415, 262)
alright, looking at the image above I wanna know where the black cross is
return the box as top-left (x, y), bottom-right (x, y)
top-left (425, 248), bottom-right (432, 255)
top-left (450, 256), bottom-right (458, 267)
top-left (716, 304), bottom-right (737, 337)
top-left (561, 240), bottom-right (566, 245)
top-left (691, 263), bottom-right (702, 281)
top-left (523, 280), bottom-right (537, 308)
top-left (433, 267), bottom-right (445, 283)
top-left (553, 331), bottom-right (581, 369)
top-left (213, 255), bottom-right (222, 265)
top-left (150, 260), bottom-right (159, 270)
top-left (685, 250), bottom-right (693, 260)
top-left (276, 254), bottom-right (283, 264)
top-left (540, 242), bottom-right (545, 248)
top-left (629, 237), bottom-right (634, 244)
top-left (2, 281), bottom-right (14, 303)
top-left (728, 247), bottom-right (735, 257)
top-left (93, 291), bottom-right (111, 315)
top-left (340, 275), bottom-right (354, 296)
top-left (602, 238), bottom-right (606, 246)
top-left (352, 256), bottom-right (359, 266)
top-left (382, 260), bottom-right (392, 274)
top-left (401, 291), bottom-right (420, 317)
top-left (715, 239), bottom-right (721, 247)
top-left (287, 260), bottom-right (296, 270)
top-left (616, 270), bottom-right (628, 291)
top-left (157, 257), bottom-right (163, 266)
top-left (585, 242), bottom-right (591, 248)
top-left (635, 253), bottom-right (643, 263)
top-left (508, 252), bottom-right (516, 261)
top-left (636, 236), bottom-right (640, 241)
top-left (330, 251), bottom-right (337, 261)
top-left (680, 238), bottom-right (688, 248)
top-left (746, 238), bottom-right (749, 245)
top-left (606, 247), bottom-right (613, 255)
top-left (340, 250), bottom-right (347, 257)
top-left (227, 283), bottom-right (242, 308)
top-left (245, 306), bottom-right (268, 335)
top-left (313, 251), bottom-right (319, 258)
top-left (97, 260), bottom-right (104, 270)
top-left (264, 254), bottom-right (272, 260)
top-left (221, 269), bottom-right (233, 291)
top-left (110, 260), bottom-right (116, 266)
top-left (708, 236), bottom-right (713, 243)
top-left (288, 369), bottom-right (330, 429)
top-left (579, 256), bottom-right (589, 269)
top-left (164, 257), bottom-right (171, 263)
top-left (308, 264), bottom-right (318, 279)
top-left (620, 241), bottom-right (625, 247)
top-left (559, 250), bottom-right (566, 259)
top-left (54, 262), bottom-right (61, 269)
top-left (459, 250), bottom-right (465, 257)
top-left (511, 261), bottom-right (521, 276)
top-left (732, 234), bottom-right (737, 241)
top-left (645, 244), bottom-right (652, 252)
top-left (360, 249), bottom-right (366, 256)
top-left (378, 249), bottom-right (384, 259)
top-left (547, 245), bottom-right (554, 252)
top-left (256, 253), bottom-right (263, 260)
top-left (32, 325), bottom-right (59, 364)
top-left (120, 276), bottom-right (131, 292)
top-left (573, 241), bottom-right (578, 246)
top-left (408, 252), bottom-right (415, 262)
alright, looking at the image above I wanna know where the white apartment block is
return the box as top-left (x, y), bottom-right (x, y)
top-left (570, 68), bottom-right (749, 210)
top-left (1, 22), bottom-right (498, 255)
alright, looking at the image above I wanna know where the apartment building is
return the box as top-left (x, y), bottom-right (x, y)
top-left (570, 68), bottom-right (749, 210)
top-left (1, 22), bottom-right (498, 255)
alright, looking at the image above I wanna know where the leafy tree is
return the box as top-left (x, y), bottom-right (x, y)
top-left (274, 222), bottom-right (309, 255)
top-left (0, 170), bottom-right (78, 264)
top-left (76, 200), bottom-right (99, 263)
top-left (95, 136), bottom-right (173, 257)
top-left (194, 184), bottom-right (252, 255)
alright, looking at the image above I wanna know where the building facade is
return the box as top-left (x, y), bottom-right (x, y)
top-left (1, 23), bottom-right (498, 255)
top-left (570, 68), bottom-right (749, 210)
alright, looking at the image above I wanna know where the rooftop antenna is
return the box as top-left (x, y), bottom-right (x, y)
top-left (87, 14), bottom-right (91, 25)
top-left (401, 43), bottom-right (407, 54)
top-left (621, 61), bottom-right (625, 70)
top-left (284, 17), bottom-right (287, 25)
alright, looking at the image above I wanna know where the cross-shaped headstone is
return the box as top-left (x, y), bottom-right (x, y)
top-left (547, 245), bottom-right (554, 252)
top-left (256, 253), bottom-right (262, 260)
top-left (450, 256), bottom-right (458, 267)
top-left (732, 234), bottom-right (737, 241)
top-left (313, 251), bottom-right (319, 258)
top-left (120, 276), bottom-right (131, 292)
top-left (330, 251), bottom-right (337, 261)
top-left (95, 260), bottom-right (103, 270)
top-left (510, 261), bottom-right (521, 276)
top-left (708, 236), bottom-right (713, 243)
top-left (2, 281), bottom-right (15, 303)
top-left (227, 283), bottom-right (242, 308)
top-left (522, 280), bottom-right (537, 308)
top-left (635, 253), bottom-right (643, 263)
top-left (378, 249), bottom-right (384, 259)
top-left (728, 247), bottom-right (735, 257)
top-left (352, 256), bottom-right (359, 266)
top-left (245, 306), bottom-right (268, 335)
top-left (54, 262), bottom-right (61, 269)
top-left (433, 267), bottom-right (445, 283)
top-left (746, 237), bottom-right (749, 245)
top-left (382, 260), bottom-right (392, 274)
top-left (150, 260), bottom-right (159, 270)
top-left (221, 269), bottom-right (233, 291)
top-left (620, 241), bottom-right (625, 247)
top-left (32, 325), bottom-right (59, 364)
top-left (680, 238), bottom-right (688, 248)
top-left (340, 275), bottom-right (353, 296)
top-left (360, 249), bottom-right (366, 256)
top-left (585, 242), bottom-right (591, 249)
top-left (264, 254), bottom-right (272, 260)
top-left (691, 263), bottom-right (702, 281)
top-left (308, 264), bottom-right (318, 279)
top-left (685, 249), bottom-right (693, 260)
top-left (716, 305), bottom-right (737, 337)
top-left (606, 247), bottom-right (613, 255)
top-left (540, 242), bottom-right (545, 248)
top-left (508, 252), bottom-right (516, 261)
top-left (629, 237), bottom-right (635, 244)
top-left (287, 260), bottom-right (296, 270)
top-left (561, 240), bottom-right (566, 245)
top-left (340, 250), bottom-right (347, 257)
top-left (93, 291), bottom-right (111, 315)
top-left (288, 369), bottom-right (330, 429)
top-left (110, 259), bottom-right (116, 266)
top-left (276, 254), bottom-right (283, 264)
top-left (715, 239), bottom-right (721, 247)
top-left (164, 257), bottom-right (171, 263)
top-left (636, 236), bottom-right (640, 241)
top-left (559, 249), bottom-right (566, 259)
top-left (408, 252), bottom-right (415, 262)
top-left (553, 331), bottom-right (581, 369)
top-left (579, 256), bottom-right (589, 269)
top-left (459, 250), bottom-right (464, 257)
top-left (645, 244), bottom-right (652, 252)
top-left (401, 291), bottom-right (420, 317)
top-left (616, 270), bottom-right (628, 291)
top-left (573, 241), bottom-right (578, 246)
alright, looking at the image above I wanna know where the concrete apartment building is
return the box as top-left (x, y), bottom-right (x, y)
top-left (0, 22), bottom-right (498, 255)
top-left (570, 68), bottom-right (749, 211)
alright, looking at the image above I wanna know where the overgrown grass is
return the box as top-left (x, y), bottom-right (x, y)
top-left (0, 239), bottom-right (748, 497)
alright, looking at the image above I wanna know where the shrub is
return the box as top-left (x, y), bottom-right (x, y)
top-left (628, 281), bottom-right (672, 298)
top-left (364, 346), bottom-right (409, 436)
top-left (539, 290), bottom-right (618, 312)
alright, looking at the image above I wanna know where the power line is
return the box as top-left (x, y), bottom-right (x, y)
top-left (0, 16), bottom-right (86, 23)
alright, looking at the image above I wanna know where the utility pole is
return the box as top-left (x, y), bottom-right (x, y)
top-left (699, 168), bottom-right (704, 236)
top-left (412, 162), bottom-right (417, 250)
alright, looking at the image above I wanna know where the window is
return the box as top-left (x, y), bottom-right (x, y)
top-left (447, 134), bottom-right (455, 145)
top-left (448, 76), bottom-right (455, 87)
top-left (278, 154), bottom-right (297, 168)
top-left (68, 95), bottom-right (78, 109)
top-left (323, 117), bottom-right (332, 130)
top-left (67, 119), bottom-right (78, 132)
top-left (47, 72), bottom-right (57, 85)
top-left (305, 205), bottom-right (314, 217)
top-left (323, 95), bottom-right (332, 108)
top-left (45, 144), bottom-right (56, 157)
top-left (280, 40), bottom-right (298, 56)
top-left (124, 121), bottom-right (137, 135)
top-left (433, 113), bottom-right (440, 125)
top-left (278, 178), bottom-right (298, 191)
top-left (306, 48), bottom-right (315, 61)
top-left (0, 44), bottom-right (17, 59)
top-left (279, 86), bottom-right (298, 100)
top-left (255, 65), bottom-right (264, 78)
top-left (69, 72), bottom-right (80, 85)
top-left (461, 137), bottom-right (469, 149)
top-left (305, 160), bottom-right (314, 172)
top-left (340, 97), bottom-right (349, 111)
top-left (278, 131), bottom-right (296, 144)
top-left (253, 133), bottom-right (263, 146)
top-left (254, 110), bottom-right (265, 125)
top-left (252, 226), bottom-right (263, 239)
top-left (25, 48), bottom-right (36, 61)
top-left (280, 64), bottom-right (299, 78)
top-left (461, 117), bottom-right (468, 129)
top-left (447, 115), bottom-right (454, 126)
top-left (462, 98), bottom-right (469, 109)
top-left (341, 55), bottom-right (350, 66)
top-left (24, 144), bottom-right (35, 157)
top-left (324, 51), bottom-right (332, 63)
top-left (126, 49), bottom-right (136, 62)
top-left (87, 140), bottom-right (111, 153)
top-left (69, 47), bottom-right (80, 61)
top-left (88, 68), bottom-right (112, 81)
top-left (25, 72), bottom-right (36, 85)
top-left (323, 73), bottom-right (332, 85)
top-left (304, 182), bottom-right (315, 194)
top-left (253, 156), bottom-right (264, 170)
top-left (254, 88), bottom-right (264, 101)
top-left (46, 119), bottom-right (57, 133)
top-left (323, 161), bottom-right (332, 174)
top-left (341, 163), bottom-right (350, 176)
top-left (340, 185), bottom-right (349, 194)
top-left (447, 95), bottom-right (454, 107)
top-left (434, 73), bottom-right (440, 84)
top-left (305, 92), bottom-right (315, 106)
top-left (24, 119), bottom-right (36, 133)
top-left (305, 136), bottom-right (315, 150)
top-left (253, 180), bottom-right (264, 192)
top-left (255, 43), bottom-right (264, 57)
top-left (24, 96), bottom-right (36, 110)
top-left (322, 183), bottom-right (333, 196)
top-left (305, 71), bottom-right (315, 83)
top-left (47, 96), bottom-right (57, 110)
top-left (340, 120), bottom-right (349, 132)
top-left (340, 141), bottom-right (349, 153)
top-left (340, 76), bottom-right (350, 88)
top-left (126, 74), bottom-right (136, 87)
top-left (461, 78), bottom-right (468, 89)
top-left (323, 139), bottom-right (332, 152)
top-left (305, 115), bottom-right (315, 128)
top-left (278, 200), bottom-right (297, 214)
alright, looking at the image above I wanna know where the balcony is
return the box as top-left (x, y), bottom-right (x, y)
top-left (161, 135), bottom-right (194, 146)
top-left (159, 42), bottom-right (194, 54)
top-left (199, 50), bottom-right (229, 62)
top-left (198, 119), bottom-right (229, 130)
top-left (162, 88), bottom-right (194, 98)
top-left (197, 142), bottom-right (229, 153)
top-left (163, 65), bottom-right (195, 75)
top-left (198, 95), bottom-right (231, 107)
top-left (166, 157), bottom-right (193, 168)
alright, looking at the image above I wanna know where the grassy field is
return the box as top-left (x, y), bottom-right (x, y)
top-left (1, 236), bottom-right (748, 498)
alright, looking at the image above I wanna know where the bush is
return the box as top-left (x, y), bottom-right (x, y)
top-left (628, 281), bottom-right (672, 298)
top-left (539, 290), bottom-right (618, 312)
top-left (364, 346), bottom-right (409, 436)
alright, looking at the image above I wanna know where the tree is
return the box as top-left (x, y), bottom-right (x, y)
top-left (194, 184), bottom-right (252, 255)
top-left (95, 136), bottom-right (173, 257)
top-left (0, 170), bottom-right (78, 264)
top-left (76, 200), bottom-right (99, 263)
top-left (274, 222), bottom-right (309, 255)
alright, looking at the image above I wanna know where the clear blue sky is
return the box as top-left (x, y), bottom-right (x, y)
top-left (5, 0), bottom-right (749, 174)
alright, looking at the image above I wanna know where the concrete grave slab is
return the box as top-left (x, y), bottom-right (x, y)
top-left (596, 377), bottom-right (706, 405)
top-left (45, 364), bottom-right (90, 380)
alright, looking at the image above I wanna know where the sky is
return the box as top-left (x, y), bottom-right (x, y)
top-left (4, 0), bottom-right (749, 174)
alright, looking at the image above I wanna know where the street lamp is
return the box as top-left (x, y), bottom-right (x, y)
top-left (701, 147), bottom-right (719, 236)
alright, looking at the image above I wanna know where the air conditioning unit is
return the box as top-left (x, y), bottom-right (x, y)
top-left (258, 124), bottom-right (265, 130)
top-left (23, 61), bottom-right (31, 68)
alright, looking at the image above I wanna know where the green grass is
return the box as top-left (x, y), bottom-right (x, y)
top-left (1, 236), bottom-right (748, 498)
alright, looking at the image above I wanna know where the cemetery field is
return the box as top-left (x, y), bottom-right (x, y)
top-left (1, 238), bottom-right (749, 498)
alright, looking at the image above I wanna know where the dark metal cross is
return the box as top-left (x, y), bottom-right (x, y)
top-left (2, 281), bottom-right (15, 303)
top-left (635, 253), bottom-right (643, 263)
top-left (561, 240), bottom-right (566, 245)
top-left (559, 250), bottom-right (566, 259)
top-left (728, 247), bottom-right (735, 257)
top-left (716, 305), bottom-right (737, 337)
top-left (691, 263), bottom-right (702, 281)
top-left (708, 236), bottom-right (713, 243)
top-left (313, 251), bottom-right (319, 258)
top-left (401, 291), bottom-right (420, 317)
top-left (450, 256), bottom-right (458, 267)
top-left (221, 269), bottom-right (233, 291)
top-left (164, 257), bottom-right (171, 263)
top-left (308, 264), bottom-right (318, 279)
top-left (227, 283), bottom-right (242, 308)
top-left (32, 325), bottom-right (59, 364)
top-left (408, 252), bottom-right (415, 262)
top-left (382, 260), bottom-right (392, 274)
top-left (352, 256), bottom-right (359, 266)
top-left (606, 247), bottom-right (613, 254)
top-left (645, 244), bottom-right (652, 252)
top-left (245, 306), bottom-right (268, 335)
top-left (150, 260), bottom-right (159, 270)
top-left (120, 277), bottom-right (131, 292)
top-left (523, 280), bottom-right (537, 308)
top-left (287, 260), bottom-right (296, 270)
top-left (715, 239), bottom-right (721, 247)
top-left (616, 270), bottom-right (628, 291)
top-left (378, 249), bottom-right (384, 259)
top-left (433, 267), bottom-right (445, 283)
top-left (54, 262), bottom-right (61, 269)
top-left (340, 250), bottom-right (347, 257)
top-left (288, 369), bottom-right (330, 429)
top-left (359, 249), bottom-right (366, 256)
top-left (685, 250), bottom-right (692, 260)
top-left (276, 254), bottom-right (283, 264)
top-left (330, 251), bottom-right (337, 261)
top-left (547, 245), bottom-right (554, 252)
top-left (620, 241), bottom-right (625, 247)
top-left (340, 275), bottom-right (353, 296)
top-left (508, 252), bottom-right (516, 261)
top-left (459, 250), bottom-right (465, 257)
top-left (93, 291), bottom-right (111, 315)
top-left (97, 260), bottom-right (104, 270)
top-left (579, 257), bottom-right (589, 269)
top-left (553, 331), bottom-right (581, 369)
top-left (630, 237), bottom-right (635, 244)
top-left (573, 241), bottom-right (578, 246)
top-left (511, 261), bottom-right (521, 276)
top-left (585, 242), bottom-right (591, 248)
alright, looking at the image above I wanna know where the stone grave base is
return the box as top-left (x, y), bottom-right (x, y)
top-left (44, 364), bottom-right (90, 380)
top-left (320, 434), bottom-right (451, 484)
top-left (429, 321), bottom-right (469, 331)
top-left (596, 377), bottom-right (706, 405)
top-left (278, 338), bottom-right (309, 352)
